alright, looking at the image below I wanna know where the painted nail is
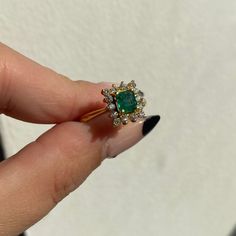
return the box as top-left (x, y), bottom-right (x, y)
top-left (105, 115), bottom-right (160, 158)
top-left (142, 115), bottom-right (161, 136)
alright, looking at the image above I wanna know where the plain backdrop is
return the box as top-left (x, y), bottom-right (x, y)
top-left (1, 1), bottom-right (236, 236)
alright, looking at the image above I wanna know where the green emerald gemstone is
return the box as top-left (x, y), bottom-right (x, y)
top-left (116, 90), bottom-right (137, 113)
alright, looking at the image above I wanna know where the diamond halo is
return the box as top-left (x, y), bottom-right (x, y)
top-left (101, 80), bottom-right (146, 127)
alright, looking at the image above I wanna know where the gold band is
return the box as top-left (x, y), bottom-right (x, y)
top-left (79, 107), bottom-right (107, 122)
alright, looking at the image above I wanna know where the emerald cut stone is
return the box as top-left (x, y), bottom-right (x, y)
top-left (116, 90), bottom-right (137, 113)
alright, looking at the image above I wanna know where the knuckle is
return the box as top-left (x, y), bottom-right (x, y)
top-left (51, 165), bottom-right (77, 205)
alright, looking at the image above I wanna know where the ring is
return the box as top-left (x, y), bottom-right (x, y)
top-left (80, 80), bottom-right (146, 127)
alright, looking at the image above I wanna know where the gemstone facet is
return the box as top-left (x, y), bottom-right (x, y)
top-left (116, 90), bottom-right (137, 114)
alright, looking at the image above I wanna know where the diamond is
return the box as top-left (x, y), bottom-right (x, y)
top-left (141, 98), bottom-right (146, 106)
top-left (113, 118), bottom-right (121, 127)
top-left (138, 111), bottom-right (145, 118)
top-left (110, 88), bottom-right (117, 95)
top-left (135, 95), bottom-right (141, 102)
top-left (104, 95), bottom-right (113, 103)
top-left (121, 116), bottom-right (129, 125)
top-left (130, 114), bottom-right (138, 122)
top-left (110, 111), bottom-right (118, 118)
top-left (108, 103), bottom-right (116, 110)
top-left (138, 90), bottom-right (144, 97)
top-left (102, 89), bottom-right (109, 95)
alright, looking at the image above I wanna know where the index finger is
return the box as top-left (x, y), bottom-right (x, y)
top-left (0, 43), bottom-right (107, 123)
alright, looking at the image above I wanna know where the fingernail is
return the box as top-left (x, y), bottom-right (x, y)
top-left (105, 115), bottom-right (160, 158)
top-left (142, 115), bottom-right (161, 136)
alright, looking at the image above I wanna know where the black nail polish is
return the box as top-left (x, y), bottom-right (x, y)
top-left (142, 115), bottom-right (160, 136)
top-left (0, 135), bottom-right (5, 162)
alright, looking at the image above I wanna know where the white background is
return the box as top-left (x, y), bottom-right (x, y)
top-left (1, 1), bottom-right (236, 235)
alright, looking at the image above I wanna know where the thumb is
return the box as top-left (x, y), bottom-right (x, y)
top-left (0, 113), bottom-right (160, 236)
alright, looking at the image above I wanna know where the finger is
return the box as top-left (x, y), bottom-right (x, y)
top-left (0, 43), bottom-right (107, 123)
top-left (0, 114), bottom-right (160, 236)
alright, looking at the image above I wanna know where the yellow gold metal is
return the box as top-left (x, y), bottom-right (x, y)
top-left (80, 107), bottom-right (107, 122)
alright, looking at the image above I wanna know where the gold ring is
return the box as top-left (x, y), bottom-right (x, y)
top-left (80, 80), bottom-right (146, 127)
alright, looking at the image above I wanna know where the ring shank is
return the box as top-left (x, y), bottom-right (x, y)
top-left (79, 107), bottom-right (107, 122)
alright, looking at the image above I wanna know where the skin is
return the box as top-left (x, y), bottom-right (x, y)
top-left (0, 43), bottom-right (155, 236)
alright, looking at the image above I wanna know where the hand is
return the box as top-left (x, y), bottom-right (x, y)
top-left (0, 43), bottom-right (160, 236)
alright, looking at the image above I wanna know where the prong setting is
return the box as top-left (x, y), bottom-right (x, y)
top-left (102, 80), bottom-right (146, 127)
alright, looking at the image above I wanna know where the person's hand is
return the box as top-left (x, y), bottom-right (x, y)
top-left (0, 43), bottom-right (160, 236)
